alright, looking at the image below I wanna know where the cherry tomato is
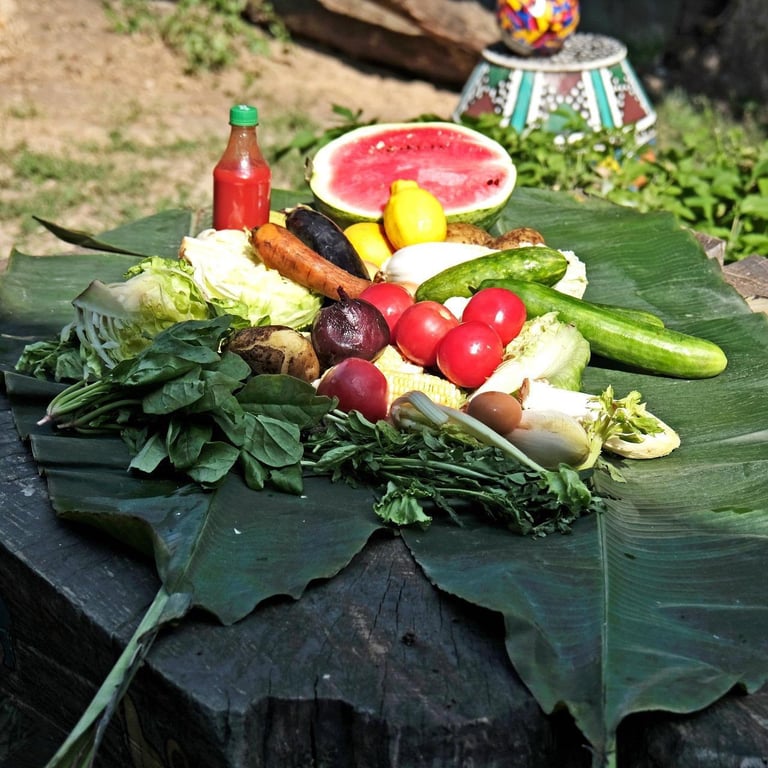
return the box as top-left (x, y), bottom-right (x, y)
top-left (436, 321), bottom-right (503, 389)
top-left (359, 282), bottom-right (415, 335)
top-left (466, 391), bottom-right (523, 435)
top-left (394, 301), bottom-right (459, 367)
top-left (461, 287), bottom-right (526, 345)
top-left (316, 357), bottom-right (388, 422)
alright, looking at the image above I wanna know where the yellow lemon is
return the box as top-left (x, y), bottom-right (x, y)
top-left (382, 179), bottom-right (447, 250)
top-left (343, 221), bottom-right (395, 268)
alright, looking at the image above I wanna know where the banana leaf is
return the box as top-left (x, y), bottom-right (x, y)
top-left (2, 188), bottom-right (768, 768)
top-left (4, 403), bottom-right (383, 624)
top-left (32, 208), bottom-right (203, 257)
top-left (2, 370), bottom-right (385, 766)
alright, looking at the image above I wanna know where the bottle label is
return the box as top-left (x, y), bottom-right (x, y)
top-left (213, 169), bottom-right (271, 230)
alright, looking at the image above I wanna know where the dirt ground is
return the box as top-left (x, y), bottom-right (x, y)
top-left (0, 0), bottom-right (461, 264)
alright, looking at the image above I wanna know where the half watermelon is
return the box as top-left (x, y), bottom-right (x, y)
top-left (306, 122), bottom-right (517, 230)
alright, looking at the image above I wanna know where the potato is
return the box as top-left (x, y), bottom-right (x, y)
top-left (226, 325), bottom-right (320, 382)
top-left (489, 227), bottom-right (545, 250)
top-left (444, 222), bottom-right (493, 246)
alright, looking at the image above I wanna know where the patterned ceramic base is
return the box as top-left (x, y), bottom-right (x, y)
top-left (453, 33), bottom-right (657, 143)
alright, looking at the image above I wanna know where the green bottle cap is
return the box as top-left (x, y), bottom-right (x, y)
top-left (229, 104), bottom-right (259, 126)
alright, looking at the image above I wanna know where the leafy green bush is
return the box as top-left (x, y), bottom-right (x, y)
top-left (463, 105), bottom-right (768, 263)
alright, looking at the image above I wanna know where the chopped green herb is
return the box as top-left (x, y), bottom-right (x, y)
top-left (303, 407), bottom-right (603, 537)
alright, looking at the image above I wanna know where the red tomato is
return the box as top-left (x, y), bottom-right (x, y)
top-left (436, 321), bottom-right (503, 388)
top-left (316, 358), bottom-right (388, 422)
top-left (394, 301), bottom-right (459, 367)
top-left (359, 282), bottom-right (415, 335)
top-left (461, 287), bottom-right (526, 345)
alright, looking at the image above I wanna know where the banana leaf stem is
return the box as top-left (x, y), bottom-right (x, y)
top-left (44, 586), bottom-right (184, 768)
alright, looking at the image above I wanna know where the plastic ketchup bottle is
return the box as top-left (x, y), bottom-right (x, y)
top-left (212, 104), bottom-right (271, 230)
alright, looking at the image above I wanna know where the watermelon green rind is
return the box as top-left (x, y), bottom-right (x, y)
top-left (306, 122), bottom-right (517, 230)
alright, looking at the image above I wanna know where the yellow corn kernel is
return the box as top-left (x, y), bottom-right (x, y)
top-left (374, 345), bottom-right (466, 410)
top-left (383, 371), bottom-right (466, 410)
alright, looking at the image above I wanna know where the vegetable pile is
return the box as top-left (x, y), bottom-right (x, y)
top-left (37, 315), bottom-right (332, 494)
top-left (15, 171), bottom-right (730, 537)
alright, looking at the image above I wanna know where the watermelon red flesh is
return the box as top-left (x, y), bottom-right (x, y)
top-left (309, 123), bottom-right (516, 222)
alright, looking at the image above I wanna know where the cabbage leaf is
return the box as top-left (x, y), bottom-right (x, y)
top-left (179, 228), bottom-right (322, 329)
top-left (15, 256), bottom-right (214, 381)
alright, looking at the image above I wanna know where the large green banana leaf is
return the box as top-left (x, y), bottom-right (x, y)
top-left (1, 188), bottom-right (767, 768)
top-left (0, 403), bottom-right (383, 625)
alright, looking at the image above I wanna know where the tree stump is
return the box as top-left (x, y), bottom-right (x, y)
top-left (2, 374), bottom-right (768, 765)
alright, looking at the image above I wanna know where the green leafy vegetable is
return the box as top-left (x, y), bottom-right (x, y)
top-left (15, 223), bottom-right (324, 385)
top-left (304, 396), bottom-right (602, 537)
top-left (474, 311), bottom-right (591, 398)
top-left (179, 227), bottom-right (322, 328)
top-left (521, 380), bottom-right (681, 465)
top-left (15, 256), bottom-right (216, 382)
top-left (40, 315), bottom-right (336, 493)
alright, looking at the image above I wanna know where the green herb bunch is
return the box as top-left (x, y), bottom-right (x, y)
top-left (40, 316), bottom-right (334, 494)
top-left (304, 409), bottom-right (602, 537)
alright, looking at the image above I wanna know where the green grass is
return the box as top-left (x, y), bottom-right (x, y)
top-left (102, 0), bottom-right (286, 72)
top-left (0, 106), bottom-right (316, 256)
top-left (1, 137), bottom-right (211, 240)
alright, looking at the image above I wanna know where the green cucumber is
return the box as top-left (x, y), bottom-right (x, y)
top-left (479, 278), bottom-right (728, 379)
top-left (591, 302), bottom-right (665, 328)
top-left (414, 246), bottom-right (568, 304)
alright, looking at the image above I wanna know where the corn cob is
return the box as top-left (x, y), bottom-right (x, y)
top-left (384, 370), bottom-right (465, 410)
top-left (375, 345), bottom-right (466, 410)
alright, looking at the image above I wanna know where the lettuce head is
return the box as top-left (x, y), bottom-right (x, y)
top-left (179, 228), bottom-right (322, 329)
top-left (17, 257), bottom-right (215, 381)
top-left (473, 312), bottom-right (591, 397)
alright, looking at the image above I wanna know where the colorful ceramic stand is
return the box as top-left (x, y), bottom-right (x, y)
top-left (453, 33), bottom-right (657, 144)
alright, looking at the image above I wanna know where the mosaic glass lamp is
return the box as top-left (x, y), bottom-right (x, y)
top-left (496, 0), bottom-right (581, 57)
top-left (454, 2), bottom-right (657, 143)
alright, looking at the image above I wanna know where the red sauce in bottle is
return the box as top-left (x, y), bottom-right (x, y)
top-left (213, 104), bottom-right (271, 230)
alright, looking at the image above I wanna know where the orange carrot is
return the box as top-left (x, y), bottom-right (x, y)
top-left (251, 222), bottom-right (372, 300)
